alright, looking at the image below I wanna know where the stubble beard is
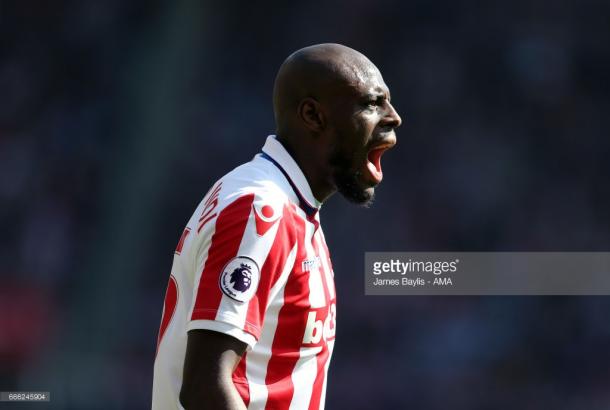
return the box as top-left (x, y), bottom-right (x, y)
top-left (329, 146), bottom-right (375, 207)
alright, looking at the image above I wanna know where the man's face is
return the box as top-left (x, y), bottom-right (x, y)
top-left (324, 65), bottom-right (402, 206)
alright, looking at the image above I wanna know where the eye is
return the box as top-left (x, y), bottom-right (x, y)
top-left (365, 97), bottom-right (383, 109)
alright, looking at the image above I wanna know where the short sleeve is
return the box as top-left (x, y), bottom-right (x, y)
top-left (188, 189), bottom-right (296, 348)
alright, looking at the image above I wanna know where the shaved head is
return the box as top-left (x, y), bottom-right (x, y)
top-left (273, 43), bottom-right (379, 134)
top-left (271, 43), bottom-right (402, 206)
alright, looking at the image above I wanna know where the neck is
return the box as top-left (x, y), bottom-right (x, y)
top-left (275, 134), bottom-right (336, 203)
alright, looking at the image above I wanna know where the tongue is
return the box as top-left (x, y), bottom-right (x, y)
top-left (366, 148), bottom-right (385, 183)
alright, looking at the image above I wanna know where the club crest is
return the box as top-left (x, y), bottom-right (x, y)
top-left (219, 256), bottom-right (260, 302)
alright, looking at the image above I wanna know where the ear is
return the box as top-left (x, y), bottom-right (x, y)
top-left (297, 97), bottom-right (326, 132)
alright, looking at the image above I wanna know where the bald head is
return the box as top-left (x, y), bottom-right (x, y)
top-left (273, 43), bottom-right (379, 135)
top-left (270, 43), bottom-right (401, 205)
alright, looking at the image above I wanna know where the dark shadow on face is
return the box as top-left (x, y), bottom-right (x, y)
top-left (329, 144), bottom-right (375, 207)
top-left (275, 44), bottom-right (400, 206)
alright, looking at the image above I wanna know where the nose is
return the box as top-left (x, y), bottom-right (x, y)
top-left (383, 102), bottom-right (402, 129)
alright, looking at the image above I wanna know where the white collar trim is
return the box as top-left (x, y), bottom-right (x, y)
top-left (261, 135), bottom-right (322, 210)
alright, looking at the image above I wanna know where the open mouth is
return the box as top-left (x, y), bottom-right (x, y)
top-left (364, 141), bottom-right (395, 185)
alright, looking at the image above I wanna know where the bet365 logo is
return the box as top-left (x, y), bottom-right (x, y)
top-left (302, 303), bottom-right (336, 345)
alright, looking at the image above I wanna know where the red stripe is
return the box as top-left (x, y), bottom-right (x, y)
top-left (244, 204), bottom-right (294, 336)
top-left (308, 232), bottom-right (333, 410)
top-left (156, 275), bottom-right (178, 356)
top-left (265, 209), bottom-right (309, 409)
top-left (191, 194), bottom-right (255, 320)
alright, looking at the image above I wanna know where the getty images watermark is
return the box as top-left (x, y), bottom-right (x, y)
top-left (365, 252), bottom-right (610, 295)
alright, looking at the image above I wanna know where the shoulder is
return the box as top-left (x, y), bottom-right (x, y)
top-left (215, 156), bottom-right (289, 215)
top-left (194, 157), bottom-right (291, 233)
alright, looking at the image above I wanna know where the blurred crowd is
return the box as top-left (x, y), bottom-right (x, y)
top-left (1, 0), bottom-right (609, 409)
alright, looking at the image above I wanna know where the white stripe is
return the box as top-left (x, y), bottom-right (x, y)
top-left (246, 244), bottom-right (298, 409)
top-left (314, 231), bottom-right (335, 300)
top-left (318, 339), bottom-right (335, 410)
top-left (303, 219), bottom-right (325, 309)
top-left (215, 208), bottom-right (281, 328)
top-left (288, 346), bottom-right (322, 410)
top-left (317, 228), bottom-right (332, 277)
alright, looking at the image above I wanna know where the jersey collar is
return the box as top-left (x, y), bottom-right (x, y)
top-left (260, 135), bottom-right (322, 216)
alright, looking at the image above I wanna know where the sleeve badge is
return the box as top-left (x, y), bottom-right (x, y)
top-left (219, 256), bottom-right (260, 303)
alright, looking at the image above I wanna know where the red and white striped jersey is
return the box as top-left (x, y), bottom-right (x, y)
top-left (152, 135), bottom-right (336, 410)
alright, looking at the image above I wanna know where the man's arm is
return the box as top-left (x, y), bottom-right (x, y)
top-left (179, 329), bottom-right (248, 410)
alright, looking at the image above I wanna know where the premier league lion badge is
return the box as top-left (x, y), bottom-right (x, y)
top-left (219, 256), bottom-right (260, 302)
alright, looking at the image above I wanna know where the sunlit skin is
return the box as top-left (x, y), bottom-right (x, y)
top-left (273, 43), bottom-right (402, 206)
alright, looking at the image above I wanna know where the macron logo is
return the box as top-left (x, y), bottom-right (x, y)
top-left (253, 204), bottom-right (281, 236)
top-left (301, 257), bottom-right (321, 272)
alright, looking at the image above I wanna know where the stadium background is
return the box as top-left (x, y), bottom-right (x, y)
top-left (2, 0), bottom-right (610, 408)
